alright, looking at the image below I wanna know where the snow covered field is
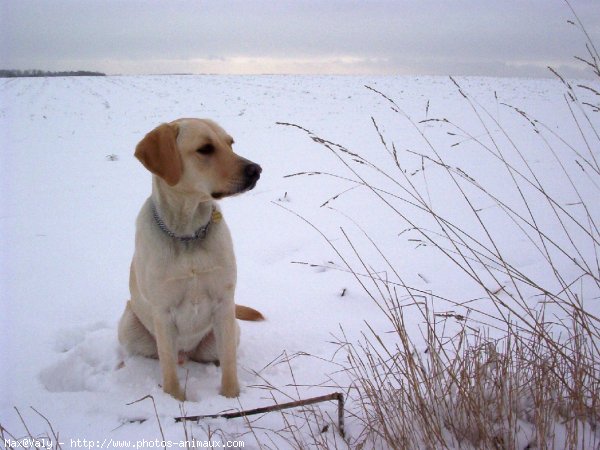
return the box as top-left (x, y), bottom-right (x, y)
top-left (1, 74), bottom-right (598, 448)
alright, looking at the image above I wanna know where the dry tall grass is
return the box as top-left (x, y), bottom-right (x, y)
top-left (275, 11), bottom-right (600, 449)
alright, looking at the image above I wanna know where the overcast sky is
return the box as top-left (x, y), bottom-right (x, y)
top-left (1, 0), bottom-right (599, 78)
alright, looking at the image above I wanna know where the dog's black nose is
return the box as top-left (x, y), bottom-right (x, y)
top-left (245, 163), bottom-right (262, 180)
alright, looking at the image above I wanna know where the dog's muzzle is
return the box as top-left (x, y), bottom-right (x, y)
top-left (211, 162), bottom-right (262, 199)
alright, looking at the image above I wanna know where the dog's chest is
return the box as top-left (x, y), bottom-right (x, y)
top-left (167, 233), bottom-right (234, 279)
top-left (170, 289), bottom-right (214, 350)
top-left (168, 247), bottom-right (234, 345)
top-left (131, 211), bottom-right (237, 349)
top-left (177, 250), bottom-right (221, 279)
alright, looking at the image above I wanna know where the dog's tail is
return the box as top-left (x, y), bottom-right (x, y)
top-left (235, 304), bottom-right (265, 321)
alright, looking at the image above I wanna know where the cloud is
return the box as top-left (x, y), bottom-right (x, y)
top-left (1, 0), bottom-right (599, 77)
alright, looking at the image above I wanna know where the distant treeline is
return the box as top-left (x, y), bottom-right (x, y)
top-left (0, 69), bottom-right (106, 78)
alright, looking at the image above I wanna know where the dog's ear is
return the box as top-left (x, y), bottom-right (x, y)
top-left (134, 123), bottom-right (182, 186)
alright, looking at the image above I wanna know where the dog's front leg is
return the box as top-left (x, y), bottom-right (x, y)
top-left (214, 302), bottom-right (240, 398)
top-left (153, 312), bottom-right (185, 401)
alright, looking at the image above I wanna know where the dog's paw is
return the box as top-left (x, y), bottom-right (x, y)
top-left (169, 389), bottom-right (186, 402)
top-left (219, 382), bottom-right (240, 398)
top-left (173, 390), bottom-right (186, 402)
top-left (164, 383), bottom-right (186, 402)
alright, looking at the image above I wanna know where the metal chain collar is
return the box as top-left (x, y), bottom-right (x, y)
top-left (151, 202), bottom-right (219, 242)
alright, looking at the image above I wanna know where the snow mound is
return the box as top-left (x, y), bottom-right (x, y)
top-left (40, 326), bottom-right (121, 393)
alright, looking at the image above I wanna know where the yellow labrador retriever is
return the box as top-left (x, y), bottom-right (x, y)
top-left (118, 118), bottom-right (263, 401)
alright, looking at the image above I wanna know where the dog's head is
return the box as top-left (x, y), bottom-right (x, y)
top-left (134, 118), bottom-right (261, 200)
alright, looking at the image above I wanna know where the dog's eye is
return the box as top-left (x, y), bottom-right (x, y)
top-left (197, 144), bottom-right (215, 155)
